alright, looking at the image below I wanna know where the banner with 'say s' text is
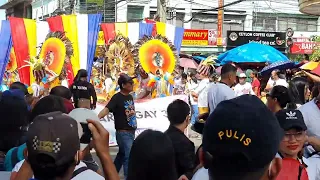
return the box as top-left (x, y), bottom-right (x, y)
top-left (95, 95), bottom-right (188, 146)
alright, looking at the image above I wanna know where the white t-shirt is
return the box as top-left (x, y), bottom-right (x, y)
top-left (193, 78), bottom-right (210, 108)
top-left (12, 159), bottom-right (104, 180)
top-left (299, 99), bottom-right (320, 155)
top-left (187, 81), bottom-right (198, 105)
top-left (191, 167), bottom-right (208, 180)
top-left (267, 78), bottom-right (288, 88)
top-left (104, 78), bottom-right (113, 93)
top-left (61, 79), bottom-right (69, 88)
top-left (207, 82), bottom-right (235, 114)
top-left (234, 82), bottom-right (255, 97)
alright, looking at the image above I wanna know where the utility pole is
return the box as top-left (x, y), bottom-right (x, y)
top-left (157, 0), bottom-right (166, 22)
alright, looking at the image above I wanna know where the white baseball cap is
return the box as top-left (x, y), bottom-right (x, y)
top-left (238, 73), bottom-right (246, 78)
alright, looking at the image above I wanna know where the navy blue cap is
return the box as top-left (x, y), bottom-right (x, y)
top-left (203, 95), bottom-right (283, 173)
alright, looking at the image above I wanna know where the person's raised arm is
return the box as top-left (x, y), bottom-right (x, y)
top-left (98, 107), bottom-right (109, 119)
top-left (308, 136), bottom-right (320, 152)
top-left (99, 94), bottom-right (117, 119)
top-left (87, 119), bottom-right (120, 180)
top-left (304, 71), bottom-right (320, 83)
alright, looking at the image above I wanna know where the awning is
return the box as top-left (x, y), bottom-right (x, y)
top-left (180, 46), bottom-right (226, 53)
top-left (0, 0), bottom-right (27, 9)
top-left (299, 0), bottom-right (320, 15)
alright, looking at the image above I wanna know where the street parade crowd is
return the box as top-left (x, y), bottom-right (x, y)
top-left (1, 58), bottom-right (320, 180)
top-left (1, 11), bottom-right (320, 180)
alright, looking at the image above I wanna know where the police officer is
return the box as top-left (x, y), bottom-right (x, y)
top-left (70, 69), bottom-right (97, 109)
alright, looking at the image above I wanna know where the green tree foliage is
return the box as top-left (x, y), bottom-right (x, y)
top-left (310, 36), bottom-right (320, 62)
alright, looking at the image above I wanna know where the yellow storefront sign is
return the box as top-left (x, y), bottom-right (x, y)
top-left (182, 40), bottom-right (208, 46)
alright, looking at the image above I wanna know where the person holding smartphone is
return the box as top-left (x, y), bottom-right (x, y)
top-left (98, 73), bottom-right (137, 179)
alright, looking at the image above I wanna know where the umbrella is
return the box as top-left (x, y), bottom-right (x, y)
top-left (300, 61), bottom-right (319, 71)
top-left (179, 58), bottom-right (198, 69)
top-left (192, 56), bottom-right (207, 62)
top-left (260, 60), bottom-right (295, 76)
top-left (294, 60), bottom-right (309, 68)
top-left (218, 42), bottom-right (289, 65)
top-left (311, 65), bottom-right (320, 76)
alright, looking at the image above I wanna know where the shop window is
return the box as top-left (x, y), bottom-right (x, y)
top-left (252, 17), bottom-right (276, 31)
top-left (307, 20), bottom-right (317, 32)
top-left (278, 17), bottom-right (288, 31)
top-left (26, 5), bottom-right (32, 19)
top-left (277, 17), bottom-right (317, 32)
top-left (127, 5), bottom-right (144, 22)
top-left (297, 19), bottom-right (307, 31)
top-left (287, 18), bottom-right (297, 31)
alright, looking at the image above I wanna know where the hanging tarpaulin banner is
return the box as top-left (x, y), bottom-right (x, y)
top-left (97, 31), bottom-right (105, 46)
top-left (4, 14), bottom-right (102, 88)
top-left (0, 20), bottom-right (13, 82)
top-left (77, 14), bottom-right (88, 70)
top-left (61, 15), bottom-right (80, 75)
top-left (47, 15), bottom-right (74, 86)
top-left (87, 14), bottom-right (102, 80)
top-left (9, 17), bottom-right (31, 85)
top-left (24, 19), bottom-right (37, 84)
top-left (46, 14), bottom-right (102, 84)
top-left (101, 22), bottom-right (154, 47)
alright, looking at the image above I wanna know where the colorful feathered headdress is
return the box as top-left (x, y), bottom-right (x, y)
top-left (197, 55), bottom-right (216, 76)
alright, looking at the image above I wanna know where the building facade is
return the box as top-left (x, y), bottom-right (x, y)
top-left (0, 0), bottom-right (32, 18)
top-left (26, 0), bottom-right (320, 54)
top-left (30, 0), bottom-right (320, 33)
top-left (31, 0), bottom-right (115, 21)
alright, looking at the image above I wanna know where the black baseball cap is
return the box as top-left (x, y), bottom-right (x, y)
top-left (118, 73), bottom-right (136, 86)
top-left (203, 95), bottom-right (283, 173)
top-left (26, 111), bottom-right (80, 167)
top-left (275, 109), bottom-right (307, 131)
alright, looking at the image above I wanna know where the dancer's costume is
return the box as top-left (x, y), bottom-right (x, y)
top-left (4, 48), bottom-right (19, 85)
top-left (105, 33), bottom-right (136, 99)
top-left (21, 31), bottom-right (74, 89)
top-left (133, 35), bottom-right (178, 98)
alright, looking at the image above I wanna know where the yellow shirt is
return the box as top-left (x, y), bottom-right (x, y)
top-left (261, 96), bottom-right (267, 104)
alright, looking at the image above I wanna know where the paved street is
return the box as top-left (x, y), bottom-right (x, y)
top-left (92, 127), bottom-right (202, 179)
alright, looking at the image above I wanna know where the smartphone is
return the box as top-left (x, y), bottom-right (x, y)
top-left (80, 122), bottom-right (92, 144)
